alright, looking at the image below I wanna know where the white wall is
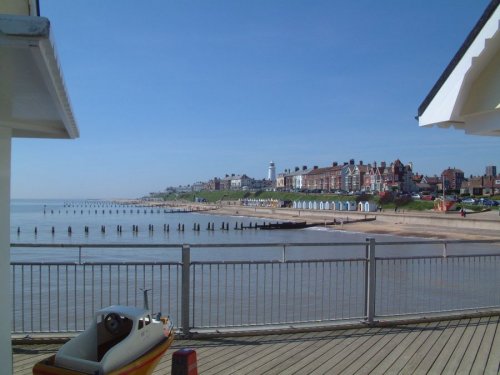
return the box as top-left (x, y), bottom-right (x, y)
top-left (0, 128), bottom-right (12, 374)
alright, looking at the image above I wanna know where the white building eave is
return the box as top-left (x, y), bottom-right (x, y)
top-left (0, 14), bottom-right (79, 139)
top-left (417, 1), bottom-right (500, 137)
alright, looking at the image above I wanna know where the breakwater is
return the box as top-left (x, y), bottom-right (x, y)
top-left (14, 199), bottom-right (373, 246)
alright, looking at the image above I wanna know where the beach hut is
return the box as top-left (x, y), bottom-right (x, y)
top-left (346, 201), bottom-right (357, 211)
top-left (324, 201), bottom-right (330, 210)
top-left (364, 201), bottom-right (378, 212)
top-left (332, 201), bottom-right (341, 211)
top-left (302, 201), bottom-right (307, 210)
top-left (312, 201), bottom-right (318, 210)
top-left (307, 201), bottom-right (313, 210)
top-left (293, 201), bottom-right (298, 209)
top-left (0, 3), bottom-right (80, 371)
top-left (358, 201), bottom-right (366, 211)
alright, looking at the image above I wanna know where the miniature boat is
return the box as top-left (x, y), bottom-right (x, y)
top-left (33, 296), bottom-right (174, 375)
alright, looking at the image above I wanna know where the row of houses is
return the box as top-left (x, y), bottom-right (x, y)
top-left (163, 162), bottom-right (499, 196)
top-left (276, 159), bottom-right (416, 193)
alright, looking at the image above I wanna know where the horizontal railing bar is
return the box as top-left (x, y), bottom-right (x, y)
top-left (11, 262), bottom-right (182, 266)
top-left (377, 253), bottom-right (500, 261)
top-left (11, 243), bottom-right (184, 249)
top-left (188, 242), bottom-right (364, 248)
top-left (374, 239), bottom-right (500, 246)
top-left (191, 258), bottom-right (366, 265)
top-left (10, 242), bottom-right (366, 249)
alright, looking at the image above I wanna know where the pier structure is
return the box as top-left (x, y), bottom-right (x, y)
top-left (0, 2), bottom-right (80, 372)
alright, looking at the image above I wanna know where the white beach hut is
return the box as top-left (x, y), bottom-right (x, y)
top-left (358, 201), bottom-right (366, 212)
top-left (302, 201), bottom-right (307, 210)
top-left (312, 201), bottom-right (318, 210)
top-left (364, 201), bottom-right (378, 212)
top-left (0, 2), bottom-right (80, 371)
top-left (324, 201), bottom-right (330, 210)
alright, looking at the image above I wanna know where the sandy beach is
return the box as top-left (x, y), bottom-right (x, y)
top-left (196, 203), bottom-right (500, 240)
top-left (129, 199), bottom-right (500, 240)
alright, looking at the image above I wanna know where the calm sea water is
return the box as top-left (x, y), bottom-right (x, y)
top-left (9, 199), bottom-right (499, 263)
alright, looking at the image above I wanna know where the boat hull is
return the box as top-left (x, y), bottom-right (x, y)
top-left (33, 333), bottom-right (174, 375)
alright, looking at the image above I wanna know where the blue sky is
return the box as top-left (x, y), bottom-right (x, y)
top-left (11, 0), bottom-right (500, 199)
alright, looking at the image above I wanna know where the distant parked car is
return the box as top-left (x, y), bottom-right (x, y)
top-left (411, 193), bottom-right (421, 199)
top-left (461, 198), bottom-right (476, 204)
top-left (479, 198), bottom-right (499, 206)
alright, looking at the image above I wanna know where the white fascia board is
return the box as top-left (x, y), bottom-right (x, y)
top-left (0, 14), bottom-right (79, 139)
top-left (418, 6), bottom-right (500, 129)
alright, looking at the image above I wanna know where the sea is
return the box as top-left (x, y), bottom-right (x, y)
top-left (10, 199), bottom-right (499, 263)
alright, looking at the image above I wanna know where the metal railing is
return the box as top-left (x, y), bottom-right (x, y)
top-left (10, 239), bottom-right (500, 335)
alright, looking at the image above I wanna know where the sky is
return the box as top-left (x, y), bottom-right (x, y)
top-left (10, 0), bottom-right (500, 199)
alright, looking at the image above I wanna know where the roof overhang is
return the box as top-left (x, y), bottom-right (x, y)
top-left (0, 14), bottom-right (79, 139)
top-left (417, 1), bottom-right (500, 137)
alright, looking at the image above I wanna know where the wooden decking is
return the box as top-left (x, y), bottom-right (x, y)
top-left (14, 316), bottom-right (500, 374)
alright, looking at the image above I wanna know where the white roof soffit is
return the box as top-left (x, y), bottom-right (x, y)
top-left (417, 2), bottom-right (500, 137)
top-left (0, 14), bottom-right (79, 139)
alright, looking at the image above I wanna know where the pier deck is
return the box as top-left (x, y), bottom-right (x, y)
top-left (13, 316), bottom-right (500, 374)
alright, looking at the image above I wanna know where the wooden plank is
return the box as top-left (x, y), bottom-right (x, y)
top-left (259, 331), bottom-right (350, 374)
top-left (442, 317), bottom-right (480, 373)
top-left (288, 327), bottom-right (376, 375)
top-left (352, 324), bottom-right (418, 374)
top-left (412, 319), bottom-right (462, 374)
top-left (427, 318), bottom-right (471, 373)
top-left (386, 321), bottom-right (442, 373)
top-left (245, 331), bottom-right (327, 374)
top-left (457, 316), bottom-right (490, 374)
top-left (397, 320), bottom-right (456, 374)
top-left (191, 335), bottom-right (264, 369)
top-left (324, 327), bottom-right (399, 374)
top-left (308, 328), bottom-right (384, 374)
top-left (470, 316), bottom-right (499, 374)
top-left (484, 315), bottom-right (500, 374)
top-left (369, 322), bottom-right (434, 374)
top-left (201, 333), bottom-right (302, 374)
top-left (237, 332), bottom-right (322, 374)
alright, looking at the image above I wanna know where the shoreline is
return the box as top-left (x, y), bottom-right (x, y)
top-left (198, 203), bottom-right (500, 241)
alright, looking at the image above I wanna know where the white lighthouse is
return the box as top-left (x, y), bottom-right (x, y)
top-left (268, 161), bottom-right (276, 182)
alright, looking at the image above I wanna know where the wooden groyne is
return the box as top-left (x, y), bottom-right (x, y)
top-left (257, 217), bottom-right (376, 230)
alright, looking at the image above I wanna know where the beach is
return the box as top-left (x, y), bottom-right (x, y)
top-left (196, 202), bottom-right (500, 240)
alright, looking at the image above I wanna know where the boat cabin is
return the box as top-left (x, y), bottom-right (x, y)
top-left (54, 305), bottom-right (166, 374)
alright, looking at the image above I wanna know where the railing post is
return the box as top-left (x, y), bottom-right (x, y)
top-left (181, 244), bottom-right (191, 335)
top-left (365, 238), bottom-right (376, 325)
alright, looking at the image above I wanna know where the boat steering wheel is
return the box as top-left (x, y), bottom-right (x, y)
top-left (104, 313), bottom-right (122, 334)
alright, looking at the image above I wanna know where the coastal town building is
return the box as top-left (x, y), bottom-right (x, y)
top-left (486, 165), bottom-right (497, 177)
top-left (441, 168), bottom-right (465, 192)
top-left (275, 172), bottom-right (286, 190)
top-left (461, 175), bottom-right (500, 196)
